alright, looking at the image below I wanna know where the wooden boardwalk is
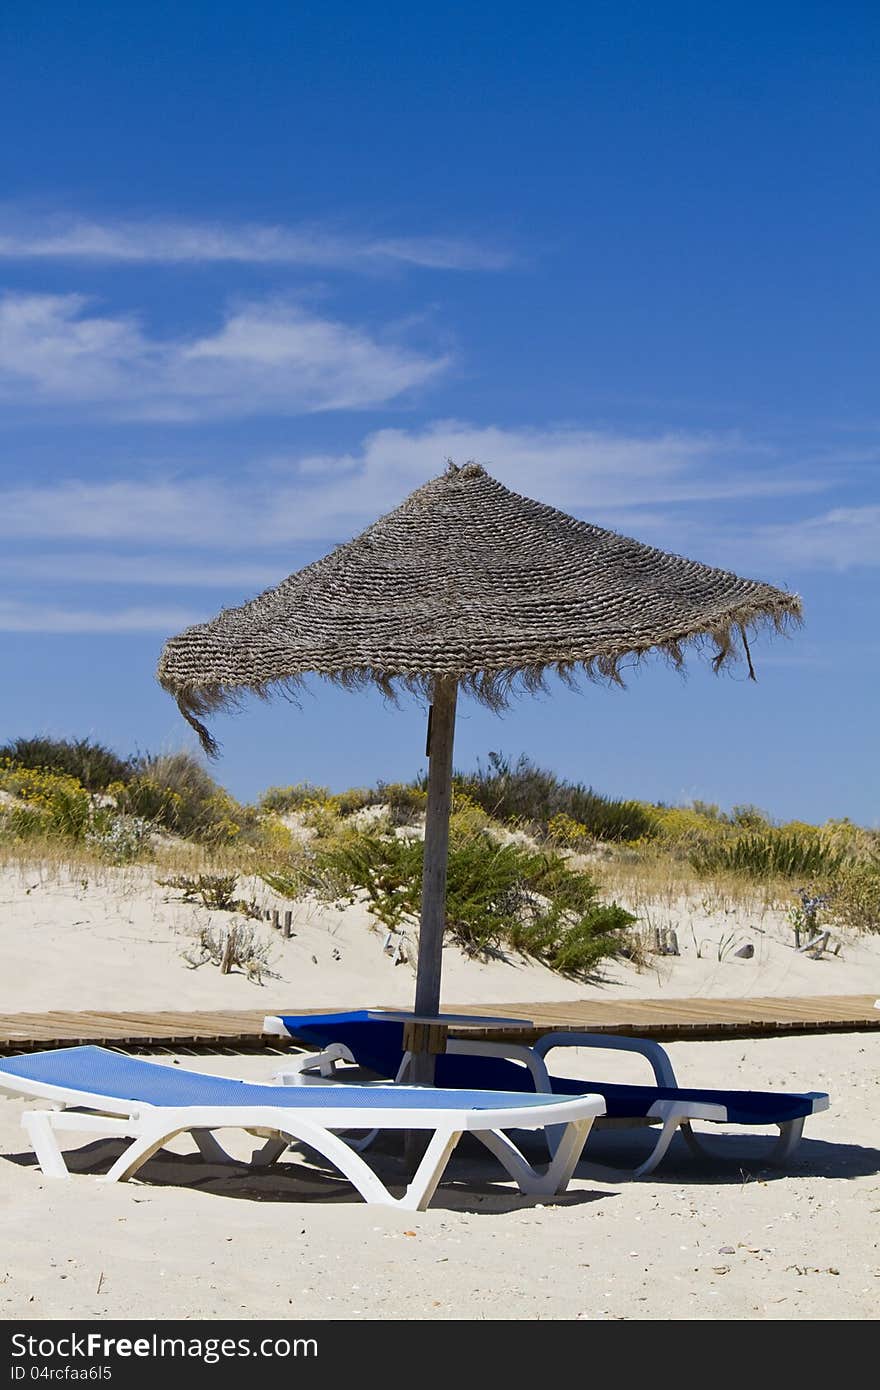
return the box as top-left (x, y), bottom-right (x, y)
top-left (1, 995), bottom-right (878, 1054)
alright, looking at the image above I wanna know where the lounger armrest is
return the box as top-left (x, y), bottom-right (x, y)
top-left (805, 1091), bottom-right (831, 1114)
top-left (274, 1043), bottom-right (359, 1085)
top-left (263, 1015), bottom-right (291, 1038)
top-left (395, 1040), bottom-right (551, 1090)
top-left (444, 1039), bottom-right (553, 1092)
top-left (533, 1032), bottom-right (678, 1087)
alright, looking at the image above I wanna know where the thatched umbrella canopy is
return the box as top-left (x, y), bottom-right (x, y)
top-left (158, 462), bottom-right (800, 1046)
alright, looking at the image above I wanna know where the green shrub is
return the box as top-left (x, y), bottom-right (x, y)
top-left (690, 830), bottom-right (846, 880)
top-left (640, 805), bottom-right (731, 861)
top-left (0, 765), bottom-right (91, 839)
top-left (318, 832), bottom-right (420, 930)
top-left (0, 764), bottom-right (151, 856)
top-left (0, 736), bottom-right (133, 790)
top-left (44, 782), bottom-right (91, 839)
top-left (159, 873), bottom-right (260, 915)
top-left (456, 752), bottom-right (655, 842)
top-left (257, 780), bottom-right (424, 827)
top-left (728, 804), bottom-right (771, 831)
top-left (309, 825), bottom-right (635, 976)
top-left (332, 786), bottom-right (376, 816)
top-left (2, 804), bottom-right (47, 840)
top-left (831, 861), bottom-right (880, 933)
top-left (449, 790), bottom-right (491, 838)
top-left (86, 810), bottom-right (152, 863)
top-left (366, 781), bottom-right (427, 826)
top-left (546, 811), bottom-right (593, 850)
top-left (119, 752), bottom-right (255, 843)
top-left (259, 783), bottom-right (331, 814)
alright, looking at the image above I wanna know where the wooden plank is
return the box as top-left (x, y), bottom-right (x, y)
top-left (1, 996), bottom-right (878, 1053)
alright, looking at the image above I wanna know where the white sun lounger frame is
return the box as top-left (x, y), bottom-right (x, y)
top-left (0, 1065), bottom-right (605, 1211)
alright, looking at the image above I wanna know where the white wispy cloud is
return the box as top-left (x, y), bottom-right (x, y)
top-left (1, 422), bottom-right (831, 553)
top-left (274, 422), bottom-right (823, 536)
top-left (0, 553), bottom-right (281, 588)
top-left (0, 293), bottom-right (449, 419)
top-left (639, 504), bottom-right (880, 580)
top-left (0, 212), bottom-right (511, 271)
top-left (0, 480), bottom-right (232, 542)
top-left (742, 505), bottom-right (880, 571)
top-left (0, 601), bottom-right (200, 632)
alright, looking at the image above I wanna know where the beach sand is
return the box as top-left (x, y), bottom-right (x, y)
top-left (1, 862), bottom-right (878, 1321)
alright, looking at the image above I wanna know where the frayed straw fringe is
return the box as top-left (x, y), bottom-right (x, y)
top-left (169, 602), bottom-right (800, 757)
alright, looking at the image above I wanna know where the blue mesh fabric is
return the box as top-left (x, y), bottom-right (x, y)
top-left (541, 1075), bottom-right (822, 1123)
top-left (0, 1046), bottom-right (575, 1114)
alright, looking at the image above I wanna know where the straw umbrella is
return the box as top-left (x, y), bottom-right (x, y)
top-left (157, 462), bottom-right (800, 1071)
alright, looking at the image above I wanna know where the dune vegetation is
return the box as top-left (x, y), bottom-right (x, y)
top-left (2, 737), bottom-right (878, 981)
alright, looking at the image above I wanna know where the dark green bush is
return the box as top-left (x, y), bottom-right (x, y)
top-left (373, 781), bottom-right (427, 826)
top-left (454, 752), bottom-right (655, 842)
top-left (258, 780), bottom-right (424, 824)
top-left (119, 752), bottom-right (254, 842)
top-left (690, 830), bottom-right (845, 880)
top-left (3, 805), bottom-right (47, 840)
top-left (332, 787), bottom-right (376, 816)
top-left (0, 736), bottom-right (133, 791)
top-left (259, 783), bottom-right (331, 814)
top-left (728, 803), bottom-right (771, 831)
top-left (307, 826), bottom-right (634, 976)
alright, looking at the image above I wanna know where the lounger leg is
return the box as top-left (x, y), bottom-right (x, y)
top-left (100, 1124), bottom-right (187, 1184)
top-left (344, 1129), bottom-right (381, 1152)
top-left (78, 1110), bottom-right (461, 1207)
top-left (192, 1129), bottom-right (239, 1164)
top-left (399, 1128), bottom-right (463, 1211)
top-left (23, 1110), bottom-right (141, 1180)
top-left (549, 1110), bottom-right (688, 1179)
top-left (477, 1117), bottom-right (596, 1196)
top-left (252, 1122), bottom-right (380, 1165)
top-left (250, 1136), bottom-right (290, 1167)
top-left (22, 1112), bottom-right (71, 1180)
top-left (545, 1117), bottom-right (596, 1192)
top-left (272, 1119), bottom-right (462, 1209)
top-left (212, 1118), bottom-right (581, 1208)
top-left (631, 1116), bottom-right (684, 1178)
top-left (681, 1116), bottom-right (806, 1166)
top-left (679, 1120), bottom-right (704, 1159)
top-left (258, 1127), bottom-right (380, 1161)
top-left (770, 1117), bottom-right (805, 1163)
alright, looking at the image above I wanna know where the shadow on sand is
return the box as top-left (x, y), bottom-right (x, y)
top-left (4, 1123), bottom-right (877, 1210)
top-left (569, 1126), bottom-right (880, 1185)
top-left (2, 1136), bottom-right (612, 1214)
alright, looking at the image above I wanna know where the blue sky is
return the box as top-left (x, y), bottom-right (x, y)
top-left (1, 2), bottom-right (877, 826)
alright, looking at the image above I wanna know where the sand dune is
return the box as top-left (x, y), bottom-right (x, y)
top-left (1, 861), bottom-right (877, 1321)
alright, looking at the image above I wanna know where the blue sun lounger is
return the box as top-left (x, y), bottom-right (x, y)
top-left (264, 1010), bottom-right (830, 1176)
top-left (0, 1045), bottom-right (605, 1210)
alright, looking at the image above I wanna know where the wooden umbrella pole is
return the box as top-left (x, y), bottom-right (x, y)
top-left (410, 675), bottom-right (458, 1084)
